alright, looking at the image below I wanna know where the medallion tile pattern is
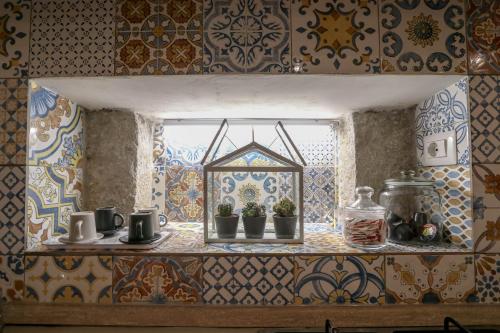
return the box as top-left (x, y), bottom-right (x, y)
top-left (385, 255), bottom-right (475, 304)
top-left (473, 164), bottom-right (500, 209)
top-left (0, 0), bottom-right (30, 77)
top-left (419, 166), bottom-right (472, 248)
top-left (115, 0), bottom-right (202, 75)
top-left (469, 75), bottom-right (499, 163)
top-left (24, 256), bottom-right (112, 303)
top-left (466, 0), bottom-right (500, 74)
top-left (203, 0), bottom-right (291, 73)
top-left (0, 255), bottom-right (24, 302)
top-left (379, 0), bottom-right (467, 73)
top-left (291, 0), bottom-right (380, 74)
top-left (165, 165), bottom-right (204, 222)
top-left (475, 254), bottom-right (500, 303)
top-left (474, 208), bottom-right (500, 253)
top-left (203, 256), bottom-right (294, 305)
top-left (294, 255), bottom-right (385, 305)
top-left (0, 166), bottom-right (25, 255)
top-left (0, 78), bottom-right (27, 165)
top-left (113, 256), bottom-right (203, 304)
top-left (30, 0), bottom-right (115, 77)
top-left (28, 83), bottom-right (85, 168)
top-left (26, 166), bottom-right (83, 249)
top-left (304, 167), bottom-right (335, 223)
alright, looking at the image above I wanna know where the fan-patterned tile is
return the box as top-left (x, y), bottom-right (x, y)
top-left (24, 256), bottom-right (112, 303)
top-left (291, 0), bottom-right (380, 74)
top-left (475, 254), bottom-right (500, 303)
top-left (386, 255), bottom-right (475, 304)
top-left (379, 0), bottom-right (467, 73)
top-left (469, 75), bottom-right (499, 163)
top-left (30, 0), bottom-right (115, 77)
top-left (473, 164), bottom-right (500, 209)
top-left (0, 167), bottom-right (25, 255)
top-left (203, 0), bottom-right (290, 73)
top-left (0, 255), bottom-right (24, 302)
top-left (474, 208), bottom-right (500, 253)
top-left (113, 256), bottom-right (202, 304)
top-left (203, 256), bottom-right (294, 305)
top-left (466, 0), bottom-right (499, 74)
top-left (0, 0), bottom-right (30, 78)
top-left (0, 79), bottom-right (27, 165)
top-left (294, 255), bottom-right (385, 305)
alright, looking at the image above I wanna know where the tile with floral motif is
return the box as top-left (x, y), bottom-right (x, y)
top-left (475, 254), bottom-right (500, 303)
top-left (0, 255), bottom-right (24, 302)
top-left (473, 164), bottom-right (500, 209)
top-left (474, 208), bottom-right (500, 253)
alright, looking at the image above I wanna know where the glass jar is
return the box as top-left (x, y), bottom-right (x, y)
top-left (343, 186), bottom-right (386, 249)
top-left (379, 170), bottom-right (444, 244)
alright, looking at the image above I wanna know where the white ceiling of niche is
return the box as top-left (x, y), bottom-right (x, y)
top-left (34, 75), bottom-right (463, 119)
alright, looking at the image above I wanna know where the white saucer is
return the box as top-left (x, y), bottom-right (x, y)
top-left (58, 233), bottom-right (104, 244)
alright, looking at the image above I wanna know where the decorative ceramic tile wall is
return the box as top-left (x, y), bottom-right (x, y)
top-left (28, 83), bottom-right (84, 168)
top-left (26, 166), bottom-right (83, 249)
top-left (474, 208), bottom-right (500, 253)
top-left (0, 0), bottom-right (30, 78)
top-left (475, 254), bottom-right (500, 303)
top-left (294, 255), bottom-right (385, 305)
top-left (0, 166), bottom-right (25, 255)
top-left (0, 78), bottom-right (27, 165)
top-left (379, 0), bottom-right (467, 73)
top-left (385, 255), bottom-right (475, 304)
top-left (165, 165), bottom-right (204, 222)
top-left (419, 166), bottom-right (472, 248)
top-left (466, 0), bottom-right (499, 74)
top-left (0, 255), bottom-right (24, 302)
top-left (416, 78), bottom-right (470, 166)
top-left (291, 0), bottom-right (380, 74)
top-left (113, 256), bottom-right (203, 304)
top-left (115, 0), bottom-right (202, 75)
top-left (25, 256), bottom-right (112, 303)
top-left (30, 0), bottom-right (115, 77)
top-left (152, 165), bottom-right (166, 213)
top-left (203, 0), bottom-right (291, 73)
top-left (304, 167), bottom-right (335, 223)
top-left (203, 256), bottom-right (294, 305)
top-left (472, 164), bottom-right (500, 209)
top-left (469, 75), bottom-right (499, 164)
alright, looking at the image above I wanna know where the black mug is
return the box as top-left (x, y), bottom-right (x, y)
top-left (129, 212), bottom-right (154, 242)
top-left (95, 207), bottom-right (125, 232)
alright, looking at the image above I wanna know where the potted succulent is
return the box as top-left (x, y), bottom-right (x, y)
top-left (273, 198), bottom-right (298, 239)
top-left (215, 203), bottom-right (239, 239)
top-left (242, 202), bottom-right (267, 239)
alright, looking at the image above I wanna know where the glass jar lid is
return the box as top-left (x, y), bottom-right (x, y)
top-left (384, 170), bottom-right (434, 187)
top-left (345, 186), bottom-right (385, 217)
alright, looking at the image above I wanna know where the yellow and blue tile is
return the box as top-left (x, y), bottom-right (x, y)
top-left (0, 255), bottom-right (24, 302)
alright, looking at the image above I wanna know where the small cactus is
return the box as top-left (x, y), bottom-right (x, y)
top-left (217, 203), bottom-right (233, 217)
top-left (242, 202), bottom-right (266, 218)
top-left (273, 198), bottom-right (296, 217)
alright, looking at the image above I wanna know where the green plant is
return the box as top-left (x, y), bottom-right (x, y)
top-left (273, 198), bottom-right (296, 217)
top-left (217, 203), bottom-right (233, 217)
top-left (242, 202), bottom-right (266, 218)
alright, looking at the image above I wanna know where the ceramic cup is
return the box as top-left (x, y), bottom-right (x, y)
top-left (137, 207), bottom-right (167, 233)
top-left (95, 207), bottom-right (125, 233)
top-left (128, 212), bottom-right (154, 242)
top-left (69, 212), bottom-right (97, 242)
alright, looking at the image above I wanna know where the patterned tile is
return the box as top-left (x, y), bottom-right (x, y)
top-left (0, 255), bottom-right (24, 302)
top-left (469, 75), bottom-right (499, 163)
top-left (25, 256), bottom-right (112, 303)
top-left (475, 254), bottom-right (500, 303)
top-left (0, 167), bottom-right (25, 255)
top-left (474, 208), bottom-right (500, 253)
top-left (291, 0), bottom-right (380, 74)
top-left (153, 122), bottom-right (168, 165)
top-left (386, 255), bottom-right (475, 304)
top-left (165, 165), bottom-right (203, 222)
top-left (419, 166), bottom-right (472, 248)
top-left (115, 0), bottom-right (202, 75)
top-left (0, 0), bottom-right (30, 77)
top-left (203, 0), bottom-right (291, 73)
top-left (26, 166), bottom-right (83, 249)
top-left (466, 0), bottom-right (499, 74)
top-left (379, 0), bottom-right (467, 73)
top-left (473, 164), bottom-right (500, 209)
top-left (203, 256), bottom-right (294, 305)
top-left (113, 256), bottom-right (202, 304)
top-left (30, 0), bottom-right (115, 77)
top-left (152, 165), bottom-right (166, 214)
top-left (0, 78), bottom-right (27, 165)
top-left (304, 167), bottom-right (335, 223)
top-left (294, 256), bottom-right (384, 305)
top-left (28, 83), bottom-right (84, 168)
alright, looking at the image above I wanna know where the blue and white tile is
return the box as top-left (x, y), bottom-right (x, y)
top-left (475, 254), bottom-right (500, 303)
top-left (304, 167), bottom-right (335, 223)
top-left (0, 255), bottom-right (24, 302)
top-left (0, 166), bottom-right (25, 255)
top-left (294, 256), bottom-right (385, 305)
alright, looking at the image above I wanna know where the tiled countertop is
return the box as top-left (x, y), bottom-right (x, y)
top-left (27, 223), bottom-right (470, 255)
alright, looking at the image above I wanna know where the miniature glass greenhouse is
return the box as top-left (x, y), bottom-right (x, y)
top-left (202, 120), bottom-right (304, 243)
